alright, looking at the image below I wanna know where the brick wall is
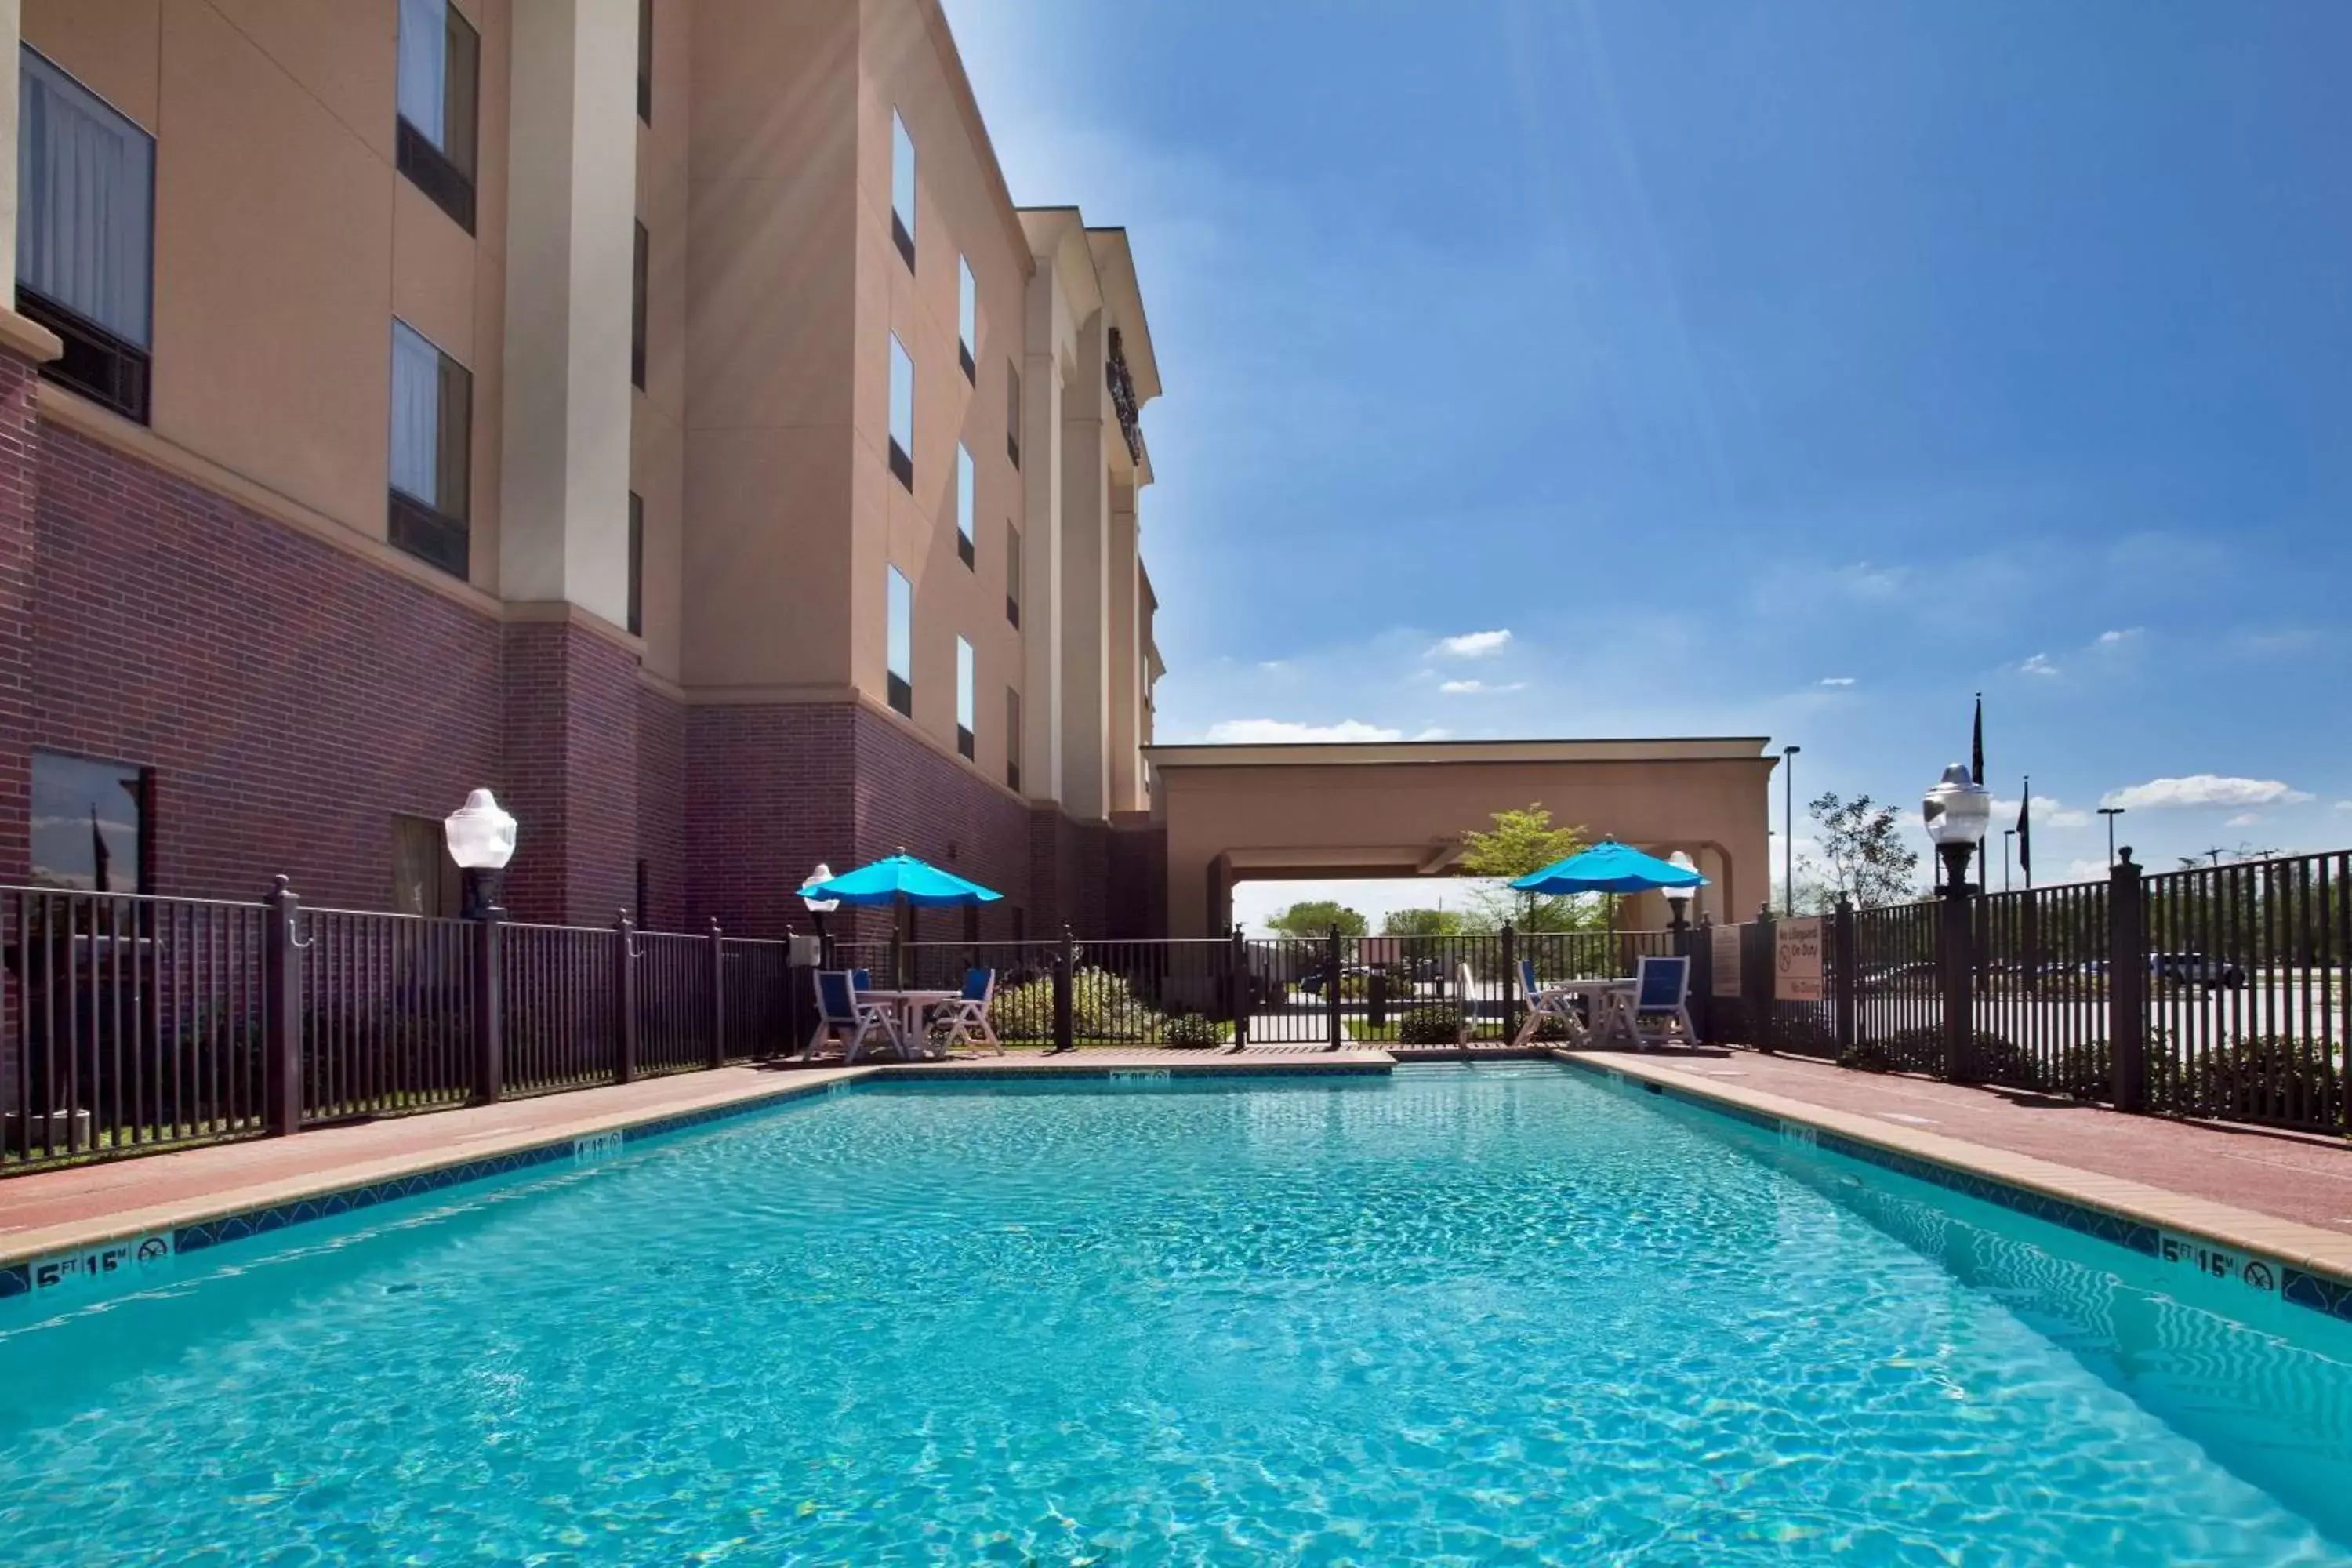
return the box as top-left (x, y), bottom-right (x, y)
top-left (851, 704), bottom-right (1032, 942)
top-left (33, 423), bottom-right (504, 908)
top-left (684, 702), bottom-right (858, 936)
top-left (635, 682), bottom-right (686, 930)
top-left (499, 619), bottom-right (640, 925)
top-left (0, 350), bottom-right (39, 884)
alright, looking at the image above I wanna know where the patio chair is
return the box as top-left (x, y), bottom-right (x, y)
top-left (1510, 957), bottom-right (1586, 1047)
top-left (1627, 955), bottom-right (1695, 1050)
top-left (929, 967), bottom-right (1003, 1056)
top-left (807, 969), bottom-right (904, 1063)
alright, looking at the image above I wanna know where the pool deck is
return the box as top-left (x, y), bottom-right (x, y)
top-left (5, 1042), bottom-right (2352, 1293)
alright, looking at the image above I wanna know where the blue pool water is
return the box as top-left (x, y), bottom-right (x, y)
top-left (4, 1064), bottom-right (2351, 1564)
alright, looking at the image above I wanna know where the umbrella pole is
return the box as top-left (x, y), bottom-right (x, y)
top-left (891, 895), bottom-right (907, 989)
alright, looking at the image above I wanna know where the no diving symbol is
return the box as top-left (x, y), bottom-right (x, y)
top-left (136, 1236), bottom-right (169, 1265)
top-left (2242, 1259), bottom-right (2276, 1292)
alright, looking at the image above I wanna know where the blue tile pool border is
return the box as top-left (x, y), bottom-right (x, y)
top-left (1549, 1051), bottom-right (2352, 1330)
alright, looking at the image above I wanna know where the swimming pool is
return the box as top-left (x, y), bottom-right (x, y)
top-left (2, 1063), bottom-right (2349, 1563)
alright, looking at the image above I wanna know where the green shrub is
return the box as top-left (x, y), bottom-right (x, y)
top-left (1838, 1038), bottom-right (1893, 1073)
top-left (2185, 1034), bottom-right (2337, 1126)
top-left (1159, 1011), bottom-right (1227, 1048)
top-left (985, 966), bottom-right (1167, 1043)
top-left (1396, 1005), bottom-right (1464, 1045)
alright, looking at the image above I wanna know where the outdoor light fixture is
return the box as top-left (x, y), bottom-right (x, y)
top-left (1663, 851), bottom-right (1698, 931)
top-left (443, 788), bottom-right (517, 919)
top-left (1922, 763), bottom-right (1991, 895)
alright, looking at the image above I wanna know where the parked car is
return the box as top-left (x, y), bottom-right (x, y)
top-left (2150, 952), bottom-right (2246, 990)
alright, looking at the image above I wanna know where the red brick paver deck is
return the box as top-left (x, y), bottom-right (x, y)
top-left (1622, 1047), bottom-right (2352, 1235)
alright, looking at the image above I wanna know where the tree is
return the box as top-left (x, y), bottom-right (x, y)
top-left (1806, 791), bottom-right (1921, 909)
top-left (1457, 804), bottom-right (1599, 932)
top-left (1265, 899), bottom-right (1367, 938)
top-left (1381, 907), bottom-right (1464, 936)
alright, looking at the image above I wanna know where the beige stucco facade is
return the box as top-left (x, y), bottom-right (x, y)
top-left (1148, 739), bottom-right (1779, 939)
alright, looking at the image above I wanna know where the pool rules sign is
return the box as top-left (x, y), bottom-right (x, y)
top-left (1776, 917), bottom-right (1824, 1002)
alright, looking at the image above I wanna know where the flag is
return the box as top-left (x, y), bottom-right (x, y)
top-left (1971, 693), bottom-right (1984, 787)
top-left (89, 806), bottom-right (111, 895)
top-left (2016, 777), bottom-right (2033, 887)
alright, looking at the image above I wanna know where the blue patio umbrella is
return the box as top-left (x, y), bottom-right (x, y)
top-left (797, 851), bottom-right (1003, 907)
top-left (1511, 841), bottom-right (1709, 895)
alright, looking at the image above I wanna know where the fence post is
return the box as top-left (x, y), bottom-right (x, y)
top-left (1325, 924), bottom-right (1342, 1051)
top-left (1690, 914), bottom-right (1714, 1043)
top-left (1940, 875), bottom-right (1976, 1083)
top-left (1229, 924), bottom-right (1248, 1051)
top-left (615, 910), bottom-right (639, 1085)
top-left (1832, 896), bottom-right (1857, 1061)
top-left (1500, 923), bottom-right (1518, 1047)
top-left (1052, 925), bottom-right (1075, 1053)
top-left (262, 877), bottom-right (304, 1137)
top-left (2108, 850), bottom-right (2147, 1112)
top-left (470, 904), bottom-right (504, 1105)
top-left (707, 919), bottom-right (727, 1070)
top-left (1749, 903), bottom-right (1776, 1052)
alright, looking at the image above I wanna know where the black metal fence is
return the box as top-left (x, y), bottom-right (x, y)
top-left (1, 885), bottom-right (808, 1172)
top-left (1697, 850), bottom-right (2352, 1138)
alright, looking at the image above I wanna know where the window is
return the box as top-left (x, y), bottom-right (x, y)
top-left (956, 256), bottom-right (976, 381)
top-left (388, 319), bottom-right (473, 578)
top-left (16, 48), bottom-right (154, 423)
top-left (955, 443), bottom-right (975, 568)
top-left (956, 637), bottom-right (975, 760)
top-left (391, 814), bottom-right (459, 916)
top-left (637, 0), bottom-right (652, 123)
top-left (631, 220), bottom-right (648, 390)
top-left (887, 332), bottom-right (913, 489)
top-left (31, 751), bottom-right (150, 895)
top-left (886, 566), bottom-right (913, 717)
top-left (889, 110), bottom-right (916, 269)
top-left (1006, 688), bottom-right (1022, 793)
top-left (396, 0), bottom-right (479, 233)
top-left (1005, 524), bottom-right (1022, 628)
top-left (1006, 361), bottom-right (1022, 468)
top-left (626, 492), bottom-right (644, 637)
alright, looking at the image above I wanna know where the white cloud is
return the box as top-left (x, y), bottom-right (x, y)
top-left (2096, 628), bottom-right (2143, 645)
top-left (1410, 728), bottom-right (1453, 742)
top-left (1834, 562), bottom-right (1907, 600)
top-left (1438, 679), bottom-right (1529, 695)
top-left (2100, 775), bottom-right (2315, 811)
top-left (1257, 659), bottom-right (1289, 672)
top-left (1204, 719), bottom-right (1404, 744)
top-left (1818, 677), bottom-right (1856, 687)
top-left (2225, 812), bottom-right (2263, 828)
top-left (2336, 800), bottom-right (2352, 812)
top-left (1992, 795), bottom-right (2090, 829)
top-left (2062, 858), bottom-right (2113, 884)
top-left (2018, 652), bottom-right (2059, 677)
top-left (1432, 630), bottom-right (1512, 659)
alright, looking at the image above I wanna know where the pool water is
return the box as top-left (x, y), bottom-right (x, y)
top-left (4, 1064), bottom-right (2350, 1564)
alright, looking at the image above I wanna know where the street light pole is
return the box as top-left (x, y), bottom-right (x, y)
top-left (2002, 829), bottom-right (2015, 894)
top-left (1782, 744), bottom-right (1802, 916)
top-left (2099, 807), bottom-right (2125, 869)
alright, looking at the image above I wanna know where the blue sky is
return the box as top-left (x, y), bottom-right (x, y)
top-left (945, 0), bottom-right (2352, 923)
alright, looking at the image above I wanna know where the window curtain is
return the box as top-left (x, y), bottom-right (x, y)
top-left (389, 321), bottom-right (441, 506)
top-left (397, 0), bottom-right (448, 151)
top-left (17, 49), bottom-right (154, 347)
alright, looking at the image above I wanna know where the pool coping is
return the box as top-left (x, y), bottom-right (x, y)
top-left (0, 1051), bottom-right (1399, 1299)
top-left (1552, 1049), bottom-right (2352, 1326)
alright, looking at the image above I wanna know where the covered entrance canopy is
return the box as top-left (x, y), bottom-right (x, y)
top-left (1143, 737), bottom-right (1777, 938)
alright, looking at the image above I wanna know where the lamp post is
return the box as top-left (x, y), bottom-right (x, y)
top-left (801, 863), bottom-right (841, 969)
top-left (1782, 744), bottom-right (1802, 915)
top-left (1664, 851), bottom-right (1698, 950)
top-left (2002, 828), bottom-right (2015, 894)
top-left (1923, 762), bottom-right (1991, 1082)
top-left (2099, 806), bottom-right (2125, 869)
top-left (443, 789), bottom-right (517, 919)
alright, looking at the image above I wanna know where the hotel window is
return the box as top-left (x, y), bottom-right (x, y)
top-left (637, 0), bottom-right (653, 123)
top-left (626, 492), bottom-right (644, 637)
top-left (1004, 525), bottom-right (1022, 628)
top-left (388, 319), bottom-right (473, 579)
top-left (1005, 688), bottom-right (1022, 793)
top-left (391, 814), bottom-right (459, 916)
top-left (956, 444), bottom-right (975, 568)
top-left (396, 0), bottom-right (480, 234)
top-left (31, 750), bottom-right (151, 895)
top-left (631, 221), bottom-right (648, 390)
top-left (887, 333), bottom-right (914, 489)
top-left (1006, 361), bottom-right (1022, 468)
top-left (16, 48), bottom-right (154, 424)
top-left (956, 256), bottom-right (977, 382)
top-left (886, 566), bottom-right (913, 717)
top-left (956, 637), bottom-right (975, 760)
top-left (889, 110), bottom-right (916, 269)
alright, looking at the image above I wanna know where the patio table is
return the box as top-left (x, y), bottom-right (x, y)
top-left (858, 988), bottom-right (960, 1059)
top-left (1554, 978), bottom-right (1639, 1050)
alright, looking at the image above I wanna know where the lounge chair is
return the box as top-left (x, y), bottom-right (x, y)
top-left (929, 967), bottom-right (1003, 1056)
top-left (808, 969), bottom-right (904, 1063)
top-left (1626, 955), bottom-right (1695, 1050)
top-left (1510, 957), bottom-right (1586, 1047)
